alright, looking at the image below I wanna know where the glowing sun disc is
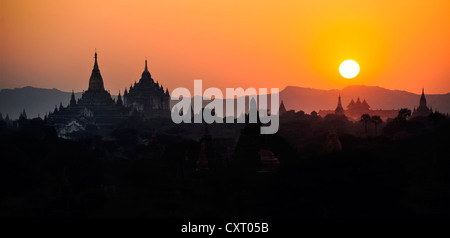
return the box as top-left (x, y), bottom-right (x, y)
top-left (339, 60), bottom-right (360, 79)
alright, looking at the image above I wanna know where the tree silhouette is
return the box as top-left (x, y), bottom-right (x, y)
top-left (371, 115), bottom-right (382, 135)
top-left (397, 108), bottom-right (411, 122)
top-left (428, 111), bottom-right (446, 124)
top-left (360, 114), bottom-right (371, 135)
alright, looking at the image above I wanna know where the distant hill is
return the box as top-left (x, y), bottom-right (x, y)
top-left (0, 87), bottom-right (81, 119)
top-left (1, 85), bottom-right (449, 120)
top-left (0, 86), bottom-right (118, 119)
top-left (280, 85), bottom-right (450, 115)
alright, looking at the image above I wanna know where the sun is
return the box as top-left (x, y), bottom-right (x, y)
top-left (339, 60), bottom-right (360, 79)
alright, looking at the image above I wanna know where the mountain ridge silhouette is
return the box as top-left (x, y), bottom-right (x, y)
top-left (0, 86), bottom-right (117, 119)
top-left (1, 85), bottom-right (449, 119)
top-left (280, 85), bottom-right (450, 115)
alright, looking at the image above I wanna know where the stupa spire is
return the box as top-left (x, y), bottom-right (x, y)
top-left (144, 58), bottom-right (149, 72)
top-left (419, 88), bottom-right (427, 107)
top-left (335, 94), bottom-right (345, 115)
top-left (88, 49), bottom-right (105, 91)
top-left (140, 58), bottom-right (152, 80)
top-left (94, 49), bottom-right (98, 70)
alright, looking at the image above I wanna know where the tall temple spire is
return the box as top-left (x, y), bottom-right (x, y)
top-left (70, 90), bottom-right (77, 106)
top-left (94, 49), bottom-right (98, 70)
top-left (335, 94), bottom-right (345, 115)
top-left (116, 90), bottom-right (123, 106)
top-left (420, 88), bottom-right (427, 107)
top-left (88, 50), bottom-right (105, 91)
top-left (140, 58), bottom-right (152, 81)
top-left (279, 100), bottom-right (287, 115)
top-left (412, 88), bottom-right (432, 117)
top-left (144, 58), bottom-right (149, 72)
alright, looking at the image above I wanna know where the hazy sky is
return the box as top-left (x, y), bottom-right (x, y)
top-left (1, 0), bottom-right (450, 94)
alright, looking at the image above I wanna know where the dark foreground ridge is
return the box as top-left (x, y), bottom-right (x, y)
top-left (1, 109), bottom-right (450, 219)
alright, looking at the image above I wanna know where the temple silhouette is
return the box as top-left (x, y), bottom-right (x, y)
top-left (412, 88), bottom-right (433, 118)
top-left (318, 88), bottom-right (435, 121)
top-left (48, 51), bottom-right (170, 137)
top-left (319, 96), bottom-right (398, 121)
top-left (1, 56), bottom-right (450, 220)
top-left (123, 59), bottom-right (170, 118)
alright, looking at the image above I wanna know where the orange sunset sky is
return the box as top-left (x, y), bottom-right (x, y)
top-left (1, 0), bottom-right (450, 95)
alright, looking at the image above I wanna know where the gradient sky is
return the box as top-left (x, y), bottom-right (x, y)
top-left (1, 0), bottom-right (450, 95)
